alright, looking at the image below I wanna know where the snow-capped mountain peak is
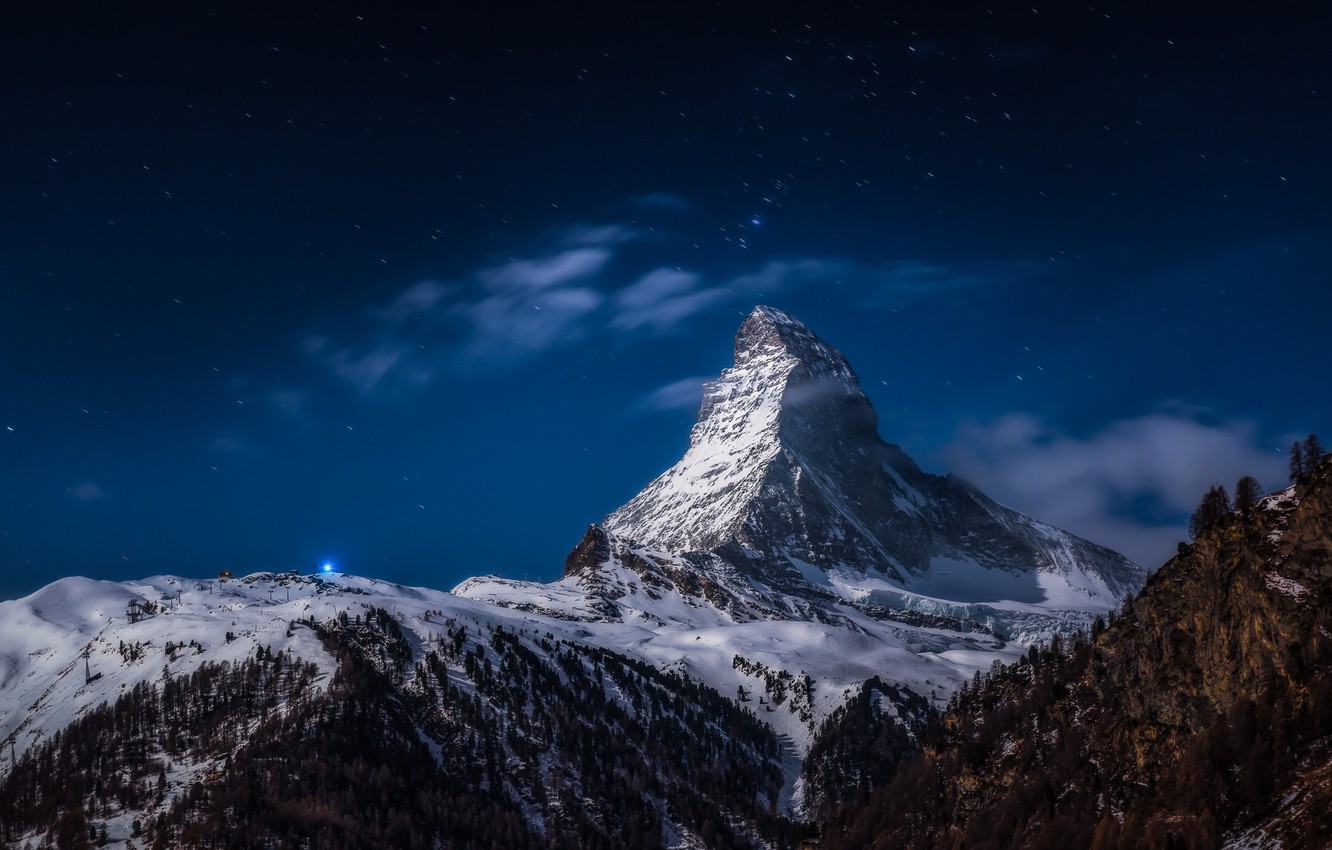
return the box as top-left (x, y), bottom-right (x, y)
top-left (600, 306), bottom-right (1143, 610)
top-left (603, 305), bottom-right (877, 559)
top-left (730, 305), bottom-right (860, 384)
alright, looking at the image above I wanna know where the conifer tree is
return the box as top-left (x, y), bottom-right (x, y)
top-left (1289, 441), bottom-right (1305, 482)
top-left (1193, 492), bottom-right (1214, 538)
top-left (1234, 476), bottom-right (1263, 516)
top-left (1304, 434), bottom-right (1325, 470)
top-left (1188, 485), bottom-right (1232, 538)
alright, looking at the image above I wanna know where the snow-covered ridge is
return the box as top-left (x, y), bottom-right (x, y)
top-left (0, 565), bottom-right (1015, 824)
top-left (0, 571), bottom-right (539, 763)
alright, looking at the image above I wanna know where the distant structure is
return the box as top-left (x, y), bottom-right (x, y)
top-left (83, 646), bottom-right (101, 684)
top-left (126, 600), bottom-right (146, 623)
top-left (217, 570), bottom-right (232, 581)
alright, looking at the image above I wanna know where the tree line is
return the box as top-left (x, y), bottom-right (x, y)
top-left (0, 606), bottom-right (808, 849)
top-left (1189, 432), bottom-right (1324, 538)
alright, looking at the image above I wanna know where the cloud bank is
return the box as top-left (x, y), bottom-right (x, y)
top-left (943, 410), bottom-right (1289, 570)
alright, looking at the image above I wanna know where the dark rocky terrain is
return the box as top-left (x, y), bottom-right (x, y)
top-left (817, 456), bottom-right (1332, 850)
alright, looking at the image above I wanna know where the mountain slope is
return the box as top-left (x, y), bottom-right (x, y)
top-left (0, 574), bottom-right (801, 849)
top-left (819, 457), bottom-right (1332, 850)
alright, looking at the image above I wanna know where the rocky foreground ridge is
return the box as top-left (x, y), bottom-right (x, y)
top-left (820, 456), bottom-right (1332, 850)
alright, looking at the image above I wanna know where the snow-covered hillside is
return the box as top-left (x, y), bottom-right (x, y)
top-left (0, 571), bottom-right (513, 763)
top-left (0, 570), bottom-right (797, 848)
top-left (0, 561), bottom-right (1031, 832)
top-left (455, 526), bottom-right (1104, 756)
top-left (0, 548), bottom-right (1111, 828)
top-left (0, 561), bottom-right (1030, 758)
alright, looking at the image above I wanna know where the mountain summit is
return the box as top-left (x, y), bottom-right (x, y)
top-left (604, 305), bottom-right (883, 563)
top-left (601, 306), bottom-right (1143, 609)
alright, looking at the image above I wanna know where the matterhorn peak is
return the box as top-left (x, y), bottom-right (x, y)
top-left (598, 306), bottom-right (1143, 608)
top-left (605, 305), bottom-right (877, 561)
top-left (690, 305), bottom-right (873, 441)
top-left (734, 305), bottom-right (827, 360)
top-left (732, 305), bottom-right (862, 386)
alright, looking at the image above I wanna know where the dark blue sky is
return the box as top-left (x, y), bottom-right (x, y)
top-left (2, 3), bottom-right (1329, 599)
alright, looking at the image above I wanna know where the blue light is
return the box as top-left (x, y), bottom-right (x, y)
top-left (322, 563), bottom-right (333, 572)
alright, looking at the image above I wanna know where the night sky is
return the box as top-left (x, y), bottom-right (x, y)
top-left (3, 3), bottom-right (1329, 601)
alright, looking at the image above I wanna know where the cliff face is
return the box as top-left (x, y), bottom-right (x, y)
top-left (1099, 480), bottom-right (1325, 776)
top-left (821, 459), bottom-right (1332, 850)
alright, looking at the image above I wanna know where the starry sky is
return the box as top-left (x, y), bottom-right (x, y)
top-left (2, 3), bottom-right (1329, 600)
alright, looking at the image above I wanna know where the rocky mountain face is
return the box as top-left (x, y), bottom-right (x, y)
top-left (598, 306), bottom-right (1142, 612)
top-left (551, 306), bottom-right (1145, 634)
top-left (818, 457), bottom-right (1332, 850)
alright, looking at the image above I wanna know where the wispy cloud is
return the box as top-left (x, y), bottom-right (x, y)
top-left (370, 281), bottom-right (452, 322)
top-left (726, 258), bottom-right (852, 294)
top-left (463, 247), bottom-right (611, 358)
top-left (942, 409), bottom-right (1288, 569)
top-left (634, 191), bottom-right (693, 213)
top-left (479, 247), bottom-right (612, 292)
top-left (327, 280), bottom-right (457, 393)
top-left (326, 241), bottom-right (617, 393)
top-left (612, 259), bottom-right (855, 334)
top-left (555, 223), bottom-right (639, 247)
top-left (315, 215), bottom-right (1046, 395)
top-left (865, 259), bottom-right (1041, 301)
top-left (639, 375), bottom-right (713, 412)
top-left (612, 269), bottom-right (720, 332)
top-left (68, 482), bottom-right (104, 502)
